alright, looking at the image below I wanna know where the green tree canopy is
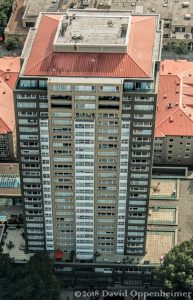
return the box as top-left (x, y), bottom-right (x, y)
top-left (173, 41), bottom-right (188, 55)
top-left (0, 0), bottom-right (13, 36)
top-left (5, 37), bottom-right (17, 50)
top-left (154, 239), bottom-right (193, 298)
top-left (0, 11), bottom-right (8, 35)
top-left (0, 252), bottom-right (60, 300)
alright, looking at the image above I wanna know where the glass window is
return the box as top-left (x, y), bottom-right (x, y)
top-left (99, 86), bottom-right (119, 93)
top-left (39, 102), bottom-right (48, 108)
top-left (175, 27), bottom-right (185, 32)
top-left (19, 80), bottom-right (37, 88)
top-left (17, 102), bottom-right (36, 108)
top-left (39, 80), bottom-right (47, 88)
top-left (75, 96), bottom-right (96, 101)
top-left (51, 84), bottom-right (71, 91)
top-left (75, 85), bottom-right (96, 92)
top-left (75, 104), bottom-right (96, 109)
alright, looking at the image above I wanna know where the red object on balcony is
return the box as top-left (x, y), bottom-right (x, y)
top-left (54, 249), bottom-right (64, 260)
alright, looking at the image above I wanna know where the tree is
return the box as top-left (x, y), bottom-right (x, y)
top-left (16, 252), bottom-right (60, 300)
top-left (5, 37), bottom-right (17, 50)
top-left (0, 0), bottom-right (13, 37)
top-left (154, 239), bottom-right (193, 299)
top-left (0, 251), bottom-right (60, 300)
top-left (0, 11), bottom-right (8, 36)
top-left (173, 41), bottom-right (188, 55)
top-left (1, 0), bottom-right (13, 15)
top-left (0, 253), bottom-right (18, 300)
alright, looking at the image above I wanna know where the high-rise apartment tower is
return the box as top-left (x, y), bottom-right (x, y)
top-left (14, 10), bottom-right (162, 260)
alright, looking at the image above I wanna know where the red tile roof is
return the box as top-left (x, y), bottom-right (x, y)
top-left (0, 57), bottom-right (20, 133)
top-left (24, 14), bottom-right (157, 78)
top-left (0, 117), bottom-right (11, 134)
top-left (155, 60), bottom-right (193, 137)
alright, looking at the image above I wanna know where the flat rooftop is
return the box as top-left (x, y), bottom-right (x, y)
top-left (0, 163), bottom-right (21, 197)
top-left (109, 0), bottom-right (193, 26)
top-left (54, 13), bottom-right (130, 52)
top-left (145, 177), bottom-right (193, 263)
top-left (150, 178), bottom-right (178, 199)
top-left (21, 10), bottom-right (161, 78)
top-left (24, 0), bottom-right (60, 18)
top-left (148, 206), bottom-right (177, 225)
top-left (144, 230), bottom-right (176, 264)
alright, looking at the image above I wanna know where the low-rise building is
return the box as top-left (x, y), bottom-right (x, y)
top-left (154, 60), bottom-right (193, 165)
top-left (86, 0), bottom-right (193, 51)
top-left (0, 57), bottom-right (20, 161)
top-left (0, 163), bottom-right (21, 206)
top-left (5, 0), bottom-right (64, 46)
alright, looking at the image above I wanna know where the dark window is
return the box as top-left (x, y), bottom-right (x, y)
top-left (164, 23), bottom-right (170, 29)
top-left (26, 22), bottom-right (35, 28)
top-left (175, 27), bottom-right (185, 33)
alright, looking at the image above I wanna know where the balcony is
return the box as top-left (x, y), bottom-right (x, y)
top-left (99, 96), bottom-right (120, 101)
top-left (171, 32), bottom-right (192, 40)
top-left (123, 82), bottom-right (154, 93)
top-left (51, 95), bottom-right (72, 100)
top-left (132, 152), bottom-right (150, 158)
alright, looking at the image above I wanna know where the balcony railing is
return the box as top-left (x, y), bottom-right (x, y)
top-left (124, 88), bottom-right (154, 93)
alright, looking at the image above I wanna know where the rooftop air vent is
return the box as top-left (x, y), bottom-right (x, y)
top-left (163, 3), bottom-right (168, 7)
top-left (168, 103), bottom-right (172, 108)
top-left (151, 8), bottom-right (156, 12)
top-left (182, 2), bottom-right (189, 7)
top-left (108, 20), bottom-right (113, 27)
top-left (169, 116), bottom-right (174, 122)
top-left (184, 14), bottom-right (191, 20)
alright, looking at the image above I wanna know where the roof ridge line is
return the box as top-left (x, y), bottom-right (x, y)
top-left (42, 14), bottom-right (60, 21)
top-left (179, 107), bottom-right (193, 121)
top-left (0, 116), bottom-right (11, 132)
top-left (25, 52), bottom-right (53, 75)
top-left (127, 53), bottom-right (149, 77)
top-left (177, 66), bottom-right (193, 76)
top-left (132, 16), bottom-right (155, 23)
top-left (156, 107), bottom-right (179, 128)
